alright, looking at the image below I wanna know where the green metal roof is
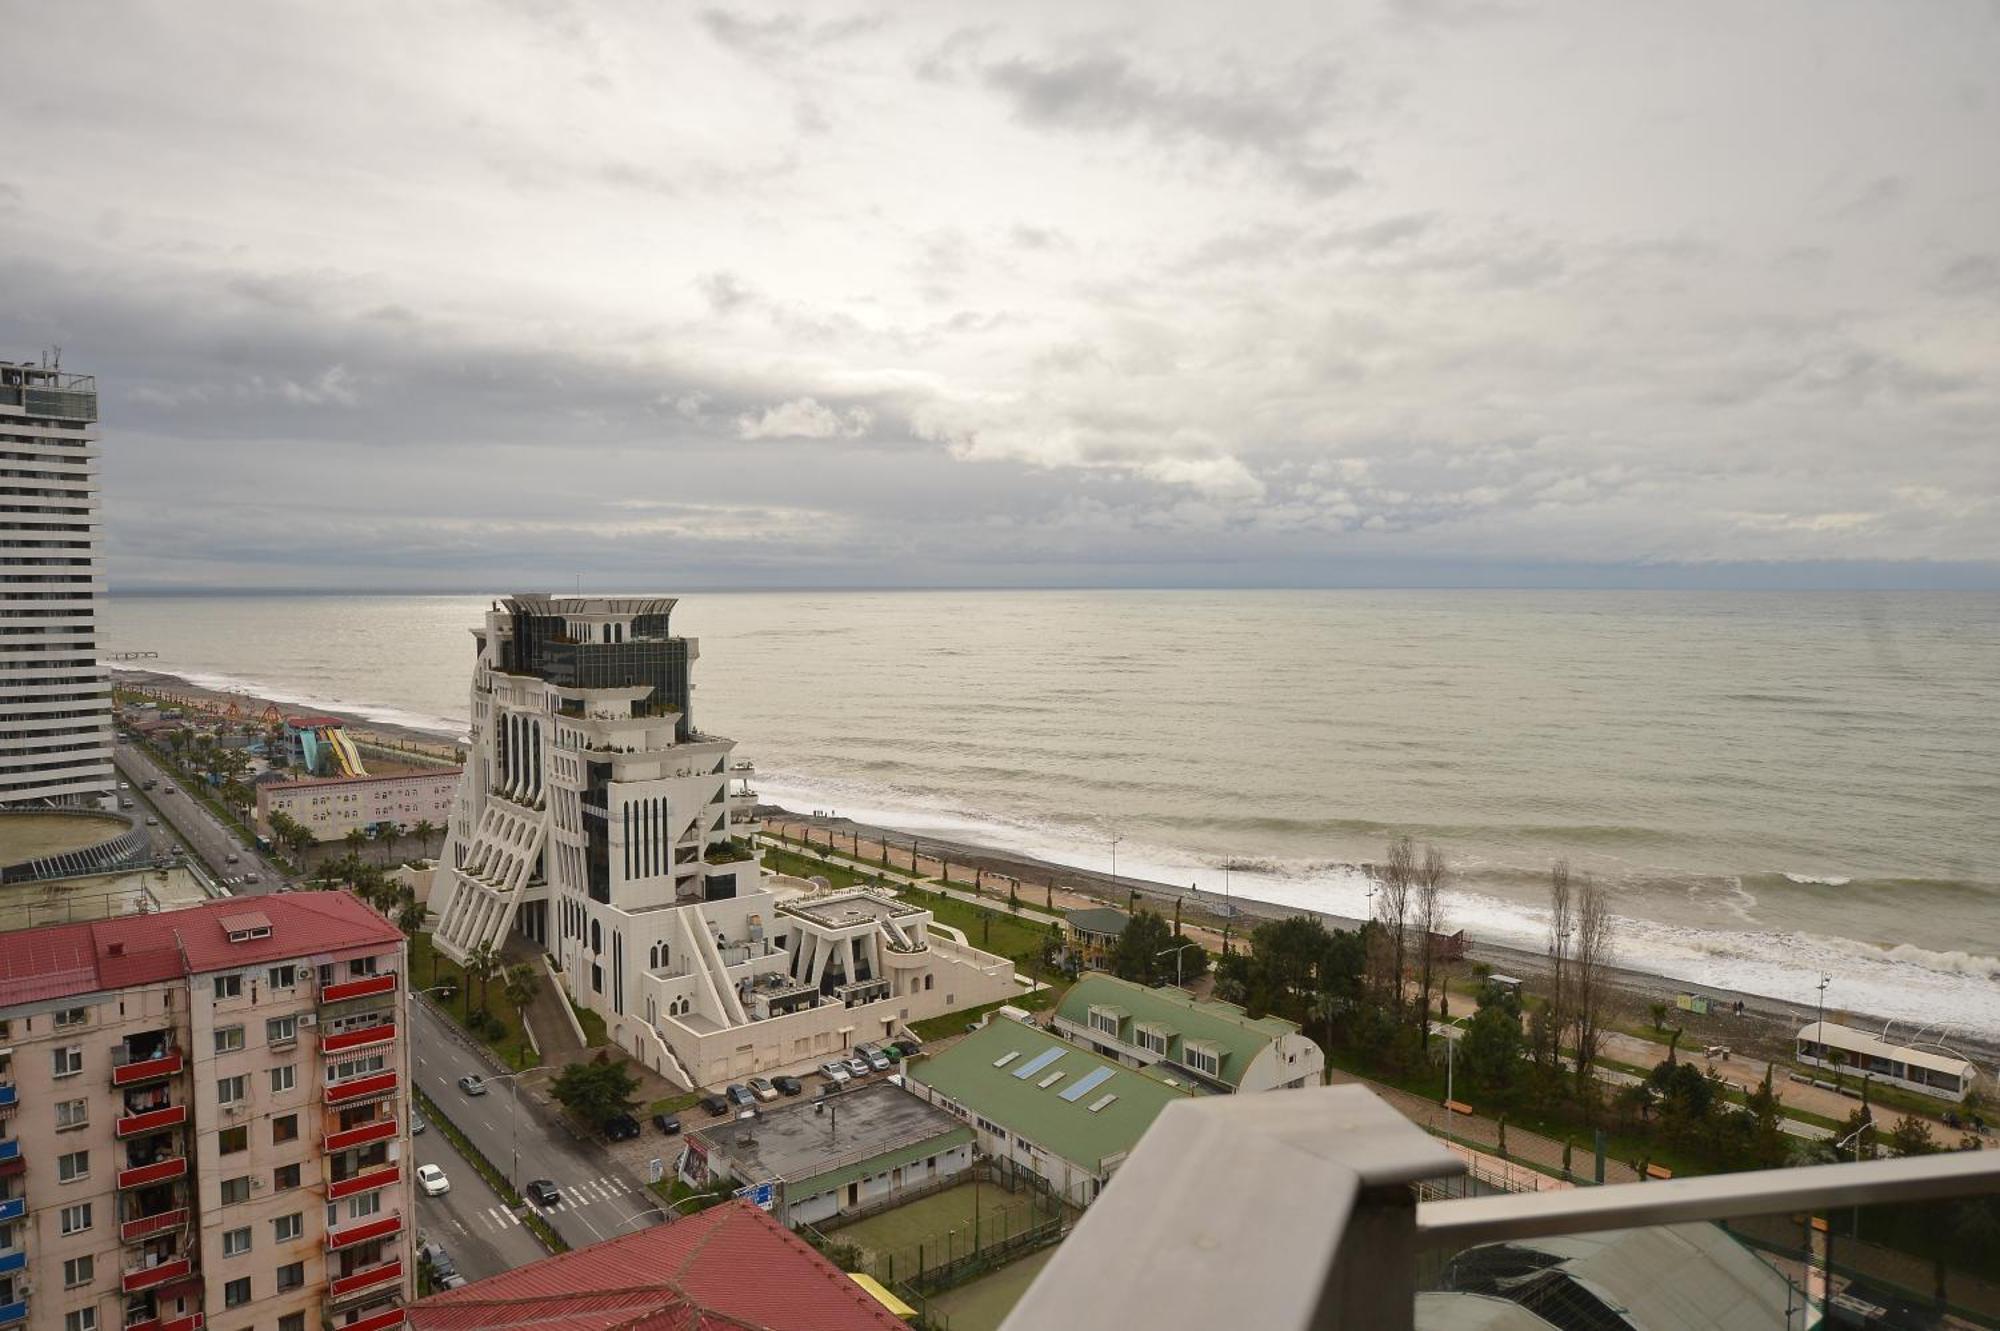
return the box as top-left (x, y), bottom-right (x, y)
top-left (1064, 907), bottom-right (1129, 936)
top-left (791, 1124), bottom-right (974, 1201)
top-left (906, 1019), bottom-right (1190, 1173)
top-left (1055, 974), bottom-right (1300, 1089)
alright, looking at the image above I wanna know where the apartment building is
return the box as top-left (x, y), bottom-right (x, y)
top-left (254, 770), bottom-right (462, 845)
top-left (0, 892), bottom-right (412, 1331)
top-left (0, 361), bottom-right (113, 811)
top-left (431, 596), bottom-right (1016, 1088)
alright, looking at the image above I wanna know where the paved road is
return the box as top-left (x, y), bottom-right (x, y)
top-left (112, 740), bottom-right (287, 890)
top-left (409, 1001), bottom-right (663, 1249)
top-left (413, 1121), bottom-right (548, 1282)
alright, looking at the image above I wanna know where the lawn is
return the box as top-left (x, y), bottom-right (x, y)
top-left (909, 988), bottom-right (1059, 1043)
top-left (897, 885), bottom-right (1055, 965)
top-left (834, 1181), bottom-right (1056, 1278)
top-left (924, 1247), bottom-right (1060, 1331)
top-left (647, 1090), bottom-right (702, 1116)
top-left (761, 843), bottom-right (879, 890)
top-left (409, 933), bottom-right (537, 1070)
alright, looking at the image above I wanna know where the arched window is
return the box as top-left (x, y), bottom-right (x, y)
top-left (590, 920), bottom-right (602, 953)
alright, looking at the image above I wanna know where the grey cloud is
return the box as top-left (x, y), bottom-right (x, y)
top-left (1936, 253), bottom-right (2000, 295)
top-left (700, 9), bottom-right (887, 62)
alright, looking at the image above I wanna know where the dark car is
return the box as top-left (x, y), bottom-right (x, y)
top-left (602, 1113), bottom-right (642, 1141)
top-left (525, 1179), bottom-right (562, 1207)
top-left (772, 1075), bottom-right (803, 1097)
top-left (725, 1083), bottom-right (756, 1107)
top-left (699, 1092), bottom-right (730, 1116)
top-left (652, 1112), bottom-right (682, 1135)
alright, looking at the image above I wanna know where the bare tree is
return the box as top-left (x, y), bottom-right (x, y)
top-left (1571, 872), bottom-right (1617, 1092)
top-left (1415, 843), bottom-right (1448, 1051)
top-left (1544, 859), bottom-right (1573, 1072)
top-left (1379, 836), bottom-right (1415, 1026)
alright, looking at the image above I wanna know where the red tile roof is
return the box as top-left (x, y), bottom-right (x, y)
top-left (0, 891), bottom-right (401, 1007)
top-left (410, 1202), bottom-right (905, 1331)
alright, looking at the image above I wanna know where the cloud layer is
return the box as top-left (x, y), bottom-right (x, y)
top-left (2, 1), bottom-right (1996, 589)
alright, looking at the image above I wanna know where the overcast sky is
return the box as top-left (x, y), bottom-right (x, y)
top-left (5, 1), bottom-right (1998, 590)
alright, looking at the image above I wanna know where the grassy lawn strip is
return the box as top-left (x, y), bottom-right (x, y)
top-left (414, 1085), bottom-right (567, 1253)
top-left (760, 843), bottom-right (877, 890)
top-left (1595, 1056), bottom-right (1844, 1132)
top-left (908, 989), bottom-right (1058, 1044)
top-left (566, 997), bottom-right (608, 1047)
top-left (647, 1090), bottom-right (703, 1116)
top-left (409, 936), bottom-right (537, 1070)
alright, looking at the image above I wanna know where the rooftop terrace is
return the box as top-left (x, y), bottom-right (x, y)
top-left (691, 1081), bottom-right (969, 1188)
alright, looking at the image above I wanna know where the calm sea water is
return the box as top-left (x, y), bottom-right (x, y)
top-left (105, 591), bottom-right (2000, 1033)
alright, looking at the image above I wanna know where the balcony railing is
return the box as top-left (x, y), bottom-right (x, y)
top-left (120, 1207), bottom-right (189, 1243)
top-left (0, 1085), bottom-right (14, 1109)
top-left (321, 1022), bottom-right (396, 1054)
top-left (321, 973), bottom-right (397, 1004)
top-left (158, 1315), bottom-right (203, 1331)
top-left (337, 1307), bottom-right (404, 1331)
top-left (0, 1300), bottom-right (23, 1326)
top-left (110, 1050), bottom-right (183, 1087)
top-left (1000, 1083), bottom-right (2000, 1331)
top-left (329, 1259), bottom-right (403, 1302)
top-left (327, 1163), bottom-right (400, 1200)
top-left (0, 1249), bottom-right (22, 1275)
top-left (0, 1198), bottom-right (21, 1223)
top-left (115, 1105), bottom-right (187, 1137)
top-left (121, 1255), bottom-right (192, 1294)
top-left (116, 1157), bottom-right (186, 1190)
top-left (326, 1213), bottom-right (402, 1251)
top-left (324, 1118), bottom-right (398, 1153)
top-left (0, 1143), bottom-right (16, 1163)
top-left (323, 1071), bottom-right (398, 1106)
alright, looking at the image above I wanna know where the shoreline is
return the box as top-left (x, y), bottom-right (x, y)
top-left (112, 666), bottom-right (1998, 1070)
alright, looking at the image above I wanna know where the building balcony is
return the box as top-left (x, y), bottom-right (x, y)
top-left (129, 1314), bottom-right (204, 1331)
top-left (0, 1085), bottom-right (14, 1109)
top-left (119, 1208), bottom-right (189, 1243)
top-left (326, 1213), bottom-right (402, 1251)
top-left (321, 1021), bottom-right (397, 1054)
top-left (116, 1157), bottom-right (187, 1190)
top-left (329, 1259), bottom-right (403, 1303)
top-left (324, 1070), bottom-right (399, 1106)
top-left (321, 973), bottom-right (398, 1004)
top-left (327, 1163), bottom-right (400, 1200)
top-left (337, 1307), bottom-right (404, 1331)
top-left (0, 1143), bottom-right (16, 1164)
top-left (0, 1300), bottom-right (23, 1326)
top-left (324, 1117), bottom-right (399, 1153)
top-left (121, 1256), bottom-right (192, 1295)
top-left (0, 1199), bottom-right (21, 1224)
top-left (0, 1248), bottom-right (22, 1275)
top-left (1000, 1083), bottom-right (2000, 1331)
top-left (115, 1104), bottom-right (187, 1137)
top-left (111, 1050), bottom-right (184, 1087)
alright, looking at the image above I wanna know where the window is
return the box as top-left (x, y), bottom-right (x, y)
top-left (65, 1310), bottom-right (96, 1331)
top-left (1089, 1007), bottom-right (1122, 1038)
top-left (276, 1261), bottom-right (304, 1292)
top-left (266, 1015), bottom-right (297, 1045)
top-left (214, 974), bottom-right (243, 1000)
top-left (217, 1074), bottom-right (246, 1105)
top-left (267, 964), bottom-right (297, 989)
top-left (272, 1212), bottom-right (303, 1243)
top-left (224, 1277), bottom-right (251, 1308)
top-left (62, 1255), bottom-right (93, 1288)
top-left (219, 1125), bottom-right (248, 1155)
top-left (220, 1176), bottom-right (251, 1206)
top-left (270, 1064), bottom-right (296, 1094)
top-left (223, 1226), bottom-right (251, 1256)
top-left (1183, 1043), bottom-right (1220, 1077)
top-left (59, 1202), bottom-right (91, 1234)
top-left (349, 1191), bottom-right (382, 1219)
top-left (273, 1113), bottom-right (299, 1144)
top-left (55, 1098), bottom-right (88, 1129)
top-left (214, 1025), bottom-right (245, 1053)
top-left (51, 1044), bottom-right (82, 1077)
top-left (274, 1162), bottom-right (301, 1191)
top-left (57, 1150), bottom-right (88, 1183)
top-left (53, 1006), bottom-right (88, 1028)
top-left (280, 1314), bottom-right (306, 1331)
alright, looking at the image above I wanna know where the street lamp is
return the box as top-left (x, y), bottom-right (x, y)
top-left (1156, 941), bottom-right (1200, 990)
top-left (619, 1196), bottom-right (708, 1229)
top-left (1813, 974), bottom-right (1833, 1070)
top-left (1110, 834), bottom-right (1123, 897)
top-left (478, 1066), bottom-right (543, 1192)
top-left (1440, 1014), bottom-right (1471, 1108)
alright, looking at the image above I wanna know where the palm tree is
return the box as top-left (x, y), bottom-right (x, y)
top-left (396, 898), bottom-right (428, 981)
top-left (411, 819), bottom-right (438, 858)
top-left (343, 827), bottom-right (369, 864)
top-left (465, 941), bottom-right (501, 1018)
top-left (377, 822), bottom-right (400, 865)
top-left (502, 963), bottom-right (538, 1013)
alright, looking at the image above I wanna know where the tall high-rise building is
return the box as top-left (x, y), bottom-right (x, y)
top-left (0, 891), bottom-right (414, 1331)
top-left (430, 595), bottom-right (1016, 1089)
top-left (0, 362), bottom-right (112, 810)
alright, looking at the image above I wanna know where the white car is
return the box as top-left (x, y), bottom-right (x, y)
top-left (416, 1163), bottom-right (450, 1196)
top-left (818, 1061), bottom-right (851, 1085)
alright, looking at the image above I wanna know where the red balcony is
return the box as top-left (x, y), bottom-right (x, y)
top-left (339, 1308), bottom-right (404, 1331)
top-left (111, 1051), bottom-right (184, 1087)
top-left (324, 1118), bottom-right (398, 1153)
top-left (117, 1157), bottom-right (188, 1190)
top-left (324, 1071), bottom-right (398, 1106)
top-left (327, 1163), bottom-right (399, 1200)
top-left (321, 973), bottom-right (397, 1004)
top-left (322, 1022), bottom-right (396, 1054)
top-left (116, 1104), bottom-right (188, 1138)
top-left (329, 1259), bottom-right (403, 1301)
top-left (327, 1213), bottom-right (402, 1251)
top-left (159, 1315), bottom-right (204, 1331)
top-left (121, 1256), bottom-right (192, 1294)
top-left (120, 1207), bottom-right (189, 1242)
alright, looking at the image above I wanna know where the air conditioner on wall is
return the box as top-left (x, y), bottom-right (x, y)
top-left (299, 1014), bottom-right (317, 1028)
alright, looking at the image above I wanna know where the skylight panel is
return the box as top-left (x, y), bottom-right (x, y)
top-left (1012, 1047), bottom-right (1065, 1080)
top-left (1059, 1066), bottom-right (1115, 1102)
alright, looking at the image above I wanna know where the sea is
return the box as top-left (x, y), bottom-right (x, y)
top-left (104, 590), bottom-right (2000, 1036)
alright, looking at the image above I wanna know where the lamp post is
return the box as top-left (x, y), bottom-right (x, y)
top-left (1156, 941), bottom-right (1200, 990)
top-left (1441, 1014), bottom-right (1470, 1109)
top-left (1110, 834), bottom-right (1123, 897)
top-left (479, 1066), bottom-right (543, 1193)
top-left (1813, 974), bottom-right (1832, 1070)
top-left (618, 1196), bottom-right (707, 1229)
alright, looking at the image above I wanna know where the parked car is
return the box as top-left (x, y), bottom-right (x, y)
top-left (725, 1084), bottom-right (756, 1108)
top-left (458, 1074), bottom-right (488, 1096)
top-left (421, 1242), bottom-right (466, 1290)
top-left (895, 1036), bottom-right (923, 1057)
top-left (416, 1163), bottom-right (451, 1196)
top-left (772, 1075), bottom-right (803, 1097)
top-left (858, 1045), bottom-right (891, 1073)
top-left (145, 816), bottom-right (159, 827)
top-left (818, 1061), bottom-right (852, 1085)
top-left (747, 1077), bottom-right (778, 1102)
top-left (844, 1055), bottom-right (872, 1078)
top-left (699, 1092), bottom-right (730, 1116)
top-left (410, 1109), bottom-right (428, 1135)
top-left (652, 1112), bottom-right (682, 1135)
top-left (120, 798), bottom-right (135, 810)
top-left (525, 1179), bottom-right (562, 1207)
top-left (602, 1113), bottom-right (642, 1141)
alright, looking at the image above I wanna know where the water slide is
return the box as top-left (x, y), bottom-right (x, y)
top-left (323, 726), bottom-right (367, 777)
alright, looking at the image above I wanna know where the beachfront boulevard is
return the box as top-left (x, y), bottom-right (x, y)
top-left (408, 998), bottom-right (666, 1249)
top-left (113, 740), bottom-right (288, 888)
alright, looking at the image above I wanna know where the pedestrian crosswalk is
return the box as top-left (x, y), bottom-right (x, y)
top-left (467, 1175), bottom-right (640, 1233)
